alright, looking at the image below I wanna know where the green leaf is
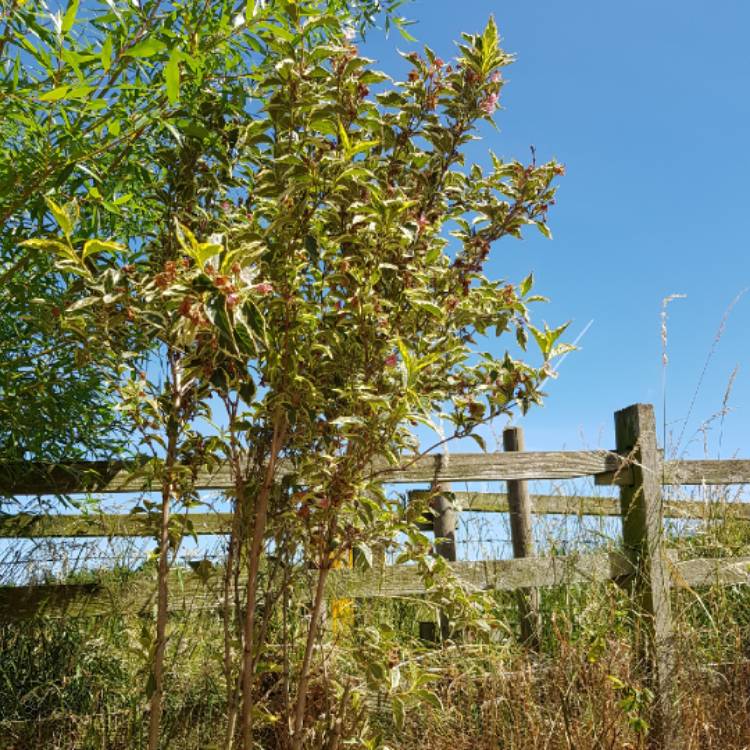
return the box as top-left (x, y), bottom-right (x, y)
top-left (126, 38), bottom-right (166, 59)
top-left (19, 238), bottom-right (73, 257)
top-left (515, 326), bottom-right (528, 351)
top-left (238, 379), bottom-right (256, 405)
top-left (66, 85), bottom-right (94, 99)
top-left (535, 220), bottom-right (552, 239)
top-left (411, 689), bottom-right (442, 710)
top-left (44, 197), bottom-right (74, 236)
top-left (61, 0), bottom-right (79, 33)
top-left (39, 85), bottom-right (93, 102)
top-left (82, 239), bottom-right (126, 260)
top-left (331, 415), bottom-right (365, 428)
top-left (337, 119), bottom-right (350, 154)
top-left (19, 238), bottom-right (81, 268)
top-left (39, 86), bottom-right (72, 102)
top-left (482, 15), bottom-right (498, 58)
top-left (241, 300), bottom-right (266, 342)
top-left (348, 140), bottom-right (379, 158)
top-left (529, 325), bottom-right (548, 357)
top-left (529, 322), bottom-right (569, 358)
top-left (354, 542), bottom-right (373, 569)
top-left (468, 432), bottom-right (486, 451)
top-left (424, 245), bottom-right (441, 264)
top-left (195, 242), bottom-right (222, 267)
top-left (413, 300), bottom-right (443, 319)
top-left (391, 695), bottom-right (405, 731)
top-left (205, 296), bottom-right (236, 349)
top-left (68, 296), bottom-right (99, 312)
top-left (256, 21), bottom-right (294, 41)
top-left (395, 18), bottom-right (416, 42)
top-left (165, 48), bottom-right (180, 104)
top-left (100, 35), bottom-right (113, 72)
top-left (520, 273), bottom-right (533, 297)
top-left (244, 0), bottom-right (255, 22)
top-left (549, 342), bottom-right (576, 359)
top-left (175, 222), bottom-right (224, 268)
top-left (175, 221), bottom-right (198, 254)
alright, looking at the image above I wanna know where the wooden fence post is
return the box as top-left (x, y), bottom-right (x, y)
top-left (503, 426), bottom-right (541, 649)
top-left (419, 482), bottom-right (456, 642)
top-left (614, 404), bottom-right (677, 748)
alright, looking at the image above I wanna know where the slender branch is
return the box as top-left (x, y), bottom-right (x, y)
top-left (147, 351), bottom-right (182, 750)
top-left (239, 413), bottom-right (288, 750)
top-left (290, 564), bottom-right (330, 750)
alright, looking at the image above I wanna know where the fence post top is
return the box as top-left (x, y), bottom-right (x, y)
top-left (615, 404), bottom-right (657, 450)
top-left (615, 403), bottom-right (655, 418)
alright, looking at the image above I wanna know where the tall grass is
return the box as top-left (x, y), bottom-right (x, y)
top-left (3, 507), bottom-right (750, 749)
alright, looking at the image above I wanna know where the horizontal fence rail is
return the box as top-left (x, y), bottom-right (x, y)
top-left (4, 491), bottom-right (750, 539)
top-left (0, 450), bottom-right (631, 495)
top-left (410, 490), bottom-right (750, 520)
top-left (3, 454), bottom-right (750, 498)
top-left (3, 552), bottom-right (750, 621)
top-left (662, 459), bottom-right (750, 486)
top-left (0, 511), bottom-right (232, 538)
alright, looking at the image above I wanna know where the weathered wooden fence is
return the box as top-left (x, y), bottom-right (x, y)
top-left (2, 403), bottom-right (750, 746)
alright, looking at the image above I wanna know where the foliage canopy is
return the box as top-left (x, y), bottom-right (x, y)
top-left (3, 0), bottom-right (566, 746)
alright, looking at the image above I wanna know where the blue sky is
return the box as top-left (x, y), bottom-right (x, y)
top-left (363, 0), bottom-right (750, 458)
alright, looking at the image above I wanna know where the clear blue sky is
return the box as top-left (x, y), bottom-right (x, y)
top-left (363, 0), bottom-right (750, 458)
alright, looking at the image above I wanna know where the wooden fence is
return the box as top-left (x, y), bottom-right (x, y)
top-left (2, 403), bottom-right (750, 745)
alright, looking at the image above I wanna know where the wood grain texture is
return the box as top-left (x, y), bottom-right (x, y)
top-left (0, 512), bottom-right (232, 538)
top-left (325, 552), bottom-right (631, 599)
top-left (0, 460), bottom-right (237, 495)
top-left (615, 403), bottom-right (676, 748)
top-left (4, 455), bottom-right (749, 497)
top-left (674, 556), bottom-right (750, 587)
top-left (374, 451), bottom-right (628, 483)
top-left (5, 492), bottom-right (747, 539)
top-left (0, 568), bottom-right (225, 620)
top-left (663, 460), bottom-right (750, 485)
top-left (409, 491), bottom-right (750, 520)
top-left (503, 426), bottom-right (540, 648)
top-left (0, 451), bottom-right (630, 496)
top-left (3, 553), bottom-right (750, 620)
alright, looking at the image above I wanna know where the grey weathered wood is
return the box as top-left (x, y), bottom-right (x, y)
top-left (7, 453), bottom-right (750, 498)
top-left (4, 552), bottom-right (750, 620)
top-left (0, 460), bottom-right (237, 496)
top-left (615, 404), bottom-right (677, 749)
top-left (594, 467), bottom-right (636, 486)
top-left (327, 552), bottom-right (631, 599)
top-left (4, 554), bottom-right (619, 620)
top-left (0, 512), bottom-right (232, 538)
top-left (431, 484), bottom-right (457, 565)
top-left (5, 492), bottom-right (748, 540)
top-left (330, 552), bottom-right (750, 598)
top-left (409, 490), bottom-right (750, 520)
top-left (663, 459), bottom-right (750, 485)
top-left (376, 451), bottom-right (629, 483)
top-left (0, 451), bottom-right (630, 496)
top-left (503, 426), bottom-right (541, 648)
top-left (0, 566), bottom-right (226, 620)
top-left (674, 556), bottom-right (750, 586)
top-left (420, 483), bottom-right (456, 642)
